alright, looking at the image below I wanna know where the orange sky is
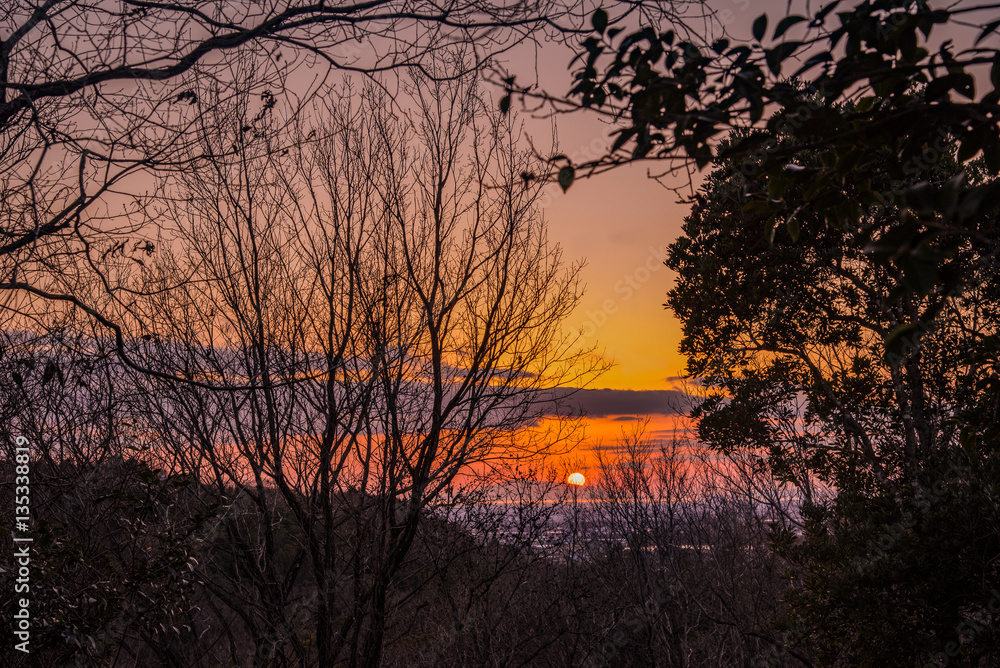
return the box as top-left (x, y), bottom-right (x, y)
top-left (52, 0), bottom-right (988, 478)
top-left (494, 0), bottom-right (791, 394)
top-left (485, 0), bottom-right (766, 468)
top-left (544, 163), bottom-right (692, 390)
top-left (500, 0), bottom-right (987, 393)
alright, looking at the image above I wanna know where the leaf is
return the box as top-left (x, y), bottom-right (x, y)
top-left (744, 200), bottom-right (774, 215)
top-left (42, 361), bottom-right (56, 385)
top-left (765, 42), bottom-right (803, 75)
top-left (954, 73), bottom-right (975, 100)
top-left (898, 28), bottom-right (919, 63)
top-left (986, 135), bottom-right (1000, 173)
top-left (499, 95), bottom-right (511, 114)
top-left (753, 14), bottom-right (768, 42)
top-left (712, 39), bottom-right (730, 54)
top-left (792, 51), bottom-right (833, 77)
top-left (12, 371), bottom-right (23, 387)
top-left (767, 171), bottom-right (792, 199)
top-left (956, 136), bottom-right (980, 163)
top-left (610, 127), bottom-right (636, 152)
top-left (786, 216), bottom-right (800, 242)
top-left (774, 15), bottom-right (807, 39)
top-left (592, 8), bottom-right (609, 35)
top-left (681, 42), bottom-right (703, 62)
top-left (765, 215), bottom-right (779, 244)
top-left (958, 181), bottom-right (1000, 222)
top-left (925, 75), bottom-right (955, 101)
top-left (558, 165), bottom-right (575, 192)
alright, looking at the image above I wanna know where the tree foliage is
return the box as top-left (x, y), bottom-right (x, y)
top-left (510, 0), bottom-right (1000, 308)
top-left (666, 120), bottom-right (1000, 663)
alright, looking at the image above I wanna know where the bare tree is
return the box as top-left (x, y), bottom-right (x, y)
top-left (571, 421), bottom-right (808, 667)
top-left (109, 74), bottom-right (603, 666)
top-left (0, 0), bottom-right (708, 367)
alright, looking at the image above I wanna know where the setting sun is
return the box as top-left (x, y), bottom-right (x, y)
top-left (567, 472), bottom-right (586, 486)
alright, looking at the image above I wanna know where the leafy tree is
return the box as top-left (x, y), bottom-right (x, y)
top-left (506, 0), bottom-right (1000, 312)
top-left (665, 120), bottom-right (1000, 663)
top-left (534, 7), bottom-right (1000, 654)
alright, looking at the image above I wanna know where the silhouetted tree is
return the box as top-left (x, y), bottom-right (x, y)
top-left (0, 0), bottom-right (699, 377)
top-left (666, 123), bottom-right (1000, 664)
top-left (508, 0), bottom-right (1000, 315)
top-left (122, 74), bottom-right (603, 666)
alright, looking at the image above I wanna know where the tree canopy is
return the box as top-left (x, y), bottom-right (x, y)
top-left (665, 107), bottom-right (1000, 664)
top-left (505, 0), bottom-right (1000, 313)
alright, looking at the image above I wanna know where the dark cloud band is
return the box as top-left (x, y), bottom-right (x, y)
top-left (548, 388), bottom-right (693, 418)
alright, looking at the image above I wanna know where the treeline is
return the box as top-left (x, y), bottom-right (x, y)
top-left (0, 328), bottom-right (802, 666)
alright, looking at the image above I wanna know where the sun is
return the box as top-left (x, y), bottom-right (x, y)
top-left (567, 472), bottom-right (585, 486)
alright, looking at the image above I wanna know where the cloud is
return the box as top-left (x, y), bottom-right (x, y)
top-left (547, 388), bottom-right (694, 418)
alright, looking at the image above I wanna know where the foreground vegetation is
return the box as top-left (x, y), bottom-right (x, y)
top-left (0, 349), bottom-right (800, 667)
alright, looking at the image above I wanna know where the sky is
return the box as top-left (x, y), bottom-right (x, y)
top-left (487, 0), bottom-right (781, 460)
top-left (25, 0), bottom-right (985, 476)
top-left (530, 0), bottom-right (805, 393)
